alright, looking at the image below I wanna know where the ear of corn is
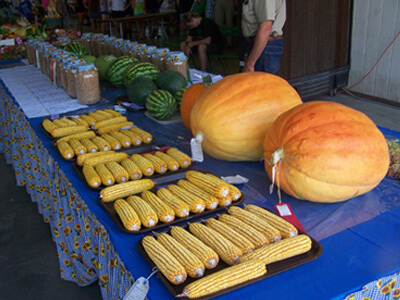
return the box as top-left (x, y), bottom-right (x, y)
top-left (52, 118), bottom-right (70, 128)
top-left (90, 136), bottom-right (111, 152)
top-left (218, 214), bottom-right (270, 248)
top-left (100, 133), bottom-right (122, 150)
top-left (100, 179), bottom-right (155, 202)
top-left (42, 119), bottom-right (58, 133)
top-left (154, 151), bottom-right (179, 171)
top-left (79, 114), bottom-right (97, 127)
top-left (109, 131), bottom-right (132, 148)
top-left (238, 234), bottom-right (312, 265)
top-left (166, 147), bottom-right (191, 168)
top-left (93, 116), bottom-right (128, 130)
top-left (89, 110), bottom-right (112, 122)
top-left (104, 109), bottom-right (122, 117)
top-left (97, 121), bottom-right (134, 135)
top-left (59, 117), bottom-right (78, 127)
top-left (94, 163), bottom-right (115, 186)
top-left (170, 226), bottom-right (219, 269)
top-left (120, 129), bottom-right (142, 146)
top-left (82, 164), bottom-right (101, 188)
top-left (218, 196), bottom-right (232, 207)
top-left (105, 161), bottom-right (129, 183)
top-left (51, 125), bottom-right (88, 138)
top-left (83, 152), bottom-right (128, 166)
top-left (120, 158), bottom-right (143, 180)
top-left (244, 205), bottom-right (298, 239)
top-left (80, 138), bottom-right (98, 153)
top-left (57, 140), bottom-right (75, 160)
top-left (76, 151), bottom-right (116, 166)
top-left (71, 117), bottom-right (89, 127)
top-left (129, 127), bottom-right (153, 144)
top-left (185, 171), bottom-right (231, 199)
top-left (141, 190), bottom-right (175, 223)
top-left (114, 199), bottom-right (141, 231)
top-left (157, 233), bottom-right (205, 278)
top-left (177, 179), bottom-right (219, 210)
top-left (142, 235), bottom-right (187, 285)
top-left (178, 259), bottom-right (266, 299)
top-left (126, 195), bottom-right (158, 227)
top-left (228, 206), bottom-right (282, 243)
top-left (130, 154), bottom-right (154, 176)
top-left (56, 130), bottom-right (96, 144)
top-left (156, 188), bottom-right (190, 218)
top-left (69, 138), bottom-right (87, 155)
top-left (167, 184), bottom-right (205, 213)
top-left (229, 184), bottom-right (242, 201)
top-left (143, 153), bottom-right (167, 174)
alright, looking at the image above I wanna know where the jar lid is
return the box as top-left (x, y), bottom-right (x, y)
top-left (151, 47), bottom-right (170, 57)
top-left (76, 63), bottom-right (97, 72)
top-left (133, 43), bottom-right (147, 52)
top-left (143, 45), bottom-right (157, 54)
top-left (167, 51), bottom-right (188, 62)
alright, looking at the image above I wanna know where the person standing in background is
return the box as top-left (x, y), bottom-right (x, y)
top-left (204, 0), bottom-right (214, 19)
top-left (99, 0), bottom-right (109, 34)
top-left (85, 0), bottom-right (100, 32)
top-left (74, 0), bottom-right (85, 33)
top-left (132, 0), bottom-right (145, 39)
top-left (124, 0), bottom-right (133, 38)
top-left (241, 0), bottom-right (285, 73)
top-left (145, 0), bottom-right (160, 39)
top-left (214, 0), bottom-right (234, 46)
top-left (110, 0), bottom-right (127, 37)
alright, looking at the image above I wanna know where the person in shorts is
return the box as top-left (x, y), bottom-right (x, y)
top-left (100, 0), bottom-right (109, 34)
top-left (85, 0), bottom-right (101, 32)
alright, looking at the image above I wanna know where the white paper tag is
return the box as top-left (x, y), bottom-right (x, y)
top-left (269, 164), bottom-right (276, 194)
top-left (221, 175), bottom-right (249, 184)
top-left (275, 203), bottom-right (292, 217)
top-left (190, 137), bottom-right (204, 162)
top-left (123, 277), bottom-right (149, 300)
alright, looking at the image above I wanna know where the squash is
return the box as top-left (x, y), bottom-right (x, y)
top-left (190, 72), bottom-right (302, 161)
top-left (263, 101), bottom-right (390, 203)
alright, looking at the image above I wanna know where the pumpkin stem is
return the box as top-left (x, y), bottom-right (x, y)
top-left (271, 148), bottom-right (284, 164)
top-left (195, 131), bottom-right (204, 142)
top-left (201, 74), bottom-right (213, 87)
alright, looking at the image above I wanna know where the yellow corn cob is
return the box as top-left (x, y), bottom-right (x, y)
top-left (238, 234), bottom-right (312, 265)
top-left (200, 173), bottom-right (242, 201)
top-left (228, 206), bottom-right (282, 243)
top-left (244, 205), bottom-right (298, 239)
top-left (229, 184), bottom-right (242, 201)
top-left (156, 188), bottom-right (190, 218)
top-left (126, 195), bottom-right (158, 227)
top-left (177, 179), bottom-right (219, 210)
top-left (82, 164), bottom-right (101, 188)
top-left (142, 235), bottom-right (187, 285)
top-left (100, 133), bottom-right (122, 150)
top-left (104, 109), bottom-right (122, 117)
top-left (76, 151), bottom-right (116, 166)
top-left (97, 121), bottom-right (134, 135)
top-left (120, 129), bottom-right (142, 146)
top-left (167, 184), bottom-right (205, 213)
top-left (57, 140), bottom-right (75, 160)
top-left (95, 163), bottom-right (115, 186)
top-left (166, 147), bottom-right (191, 168)
top-left (141, 190), bottom-right (175, 223)
top-left (100, 179), bottom-right (155, 202)
top-left (188, 222), bottom-right (242, 265)
top-left (42, 119), bottom-right (57, 134)
top-left (71, 117), bottom-right (89, 128)
top-left (79, 114), bottom-right (97, 127)
top-left (93, 116), bottom-right (128, 130)
top-left (143, 153), bottom-right (167, 174)
top-left (68, 138), bottom-right (87, 155)
top-left (154, 151), bottom-right (179, 171)
top-left (157, 233), bottom-right (205, 278)
top-left (83, 152), bottom-right (128, 166)
top-left (105, 161), bottom-right (129, 183)
top-left (89, 110), bottom-right (110, 122)
top-left (114, 199), bottom-right (141, 231)
top-left (130, 154), bottom-right (154, 176)
top-left (59, 117), bottom-right (78, 127)
top-left (95, 109), bottom-right (114, 119)
top-left (120, 158), bottom-right (143, 180)
top-left (129, 127), bottom-right (153, 144)
top-left (109, 131), bottom-right (132, 148)
top-left (90, 136), bottom-right (111, 152)
top-left (52, 118), bottom-right (69, 128)
top-left (56, 130), bottom-right (96, 144)
top-left (51, 125), bottom-right (88, 138)
top-left (205, 218), bottom-right (255, 255)
top-left (178, 259), bottom-right (267, 299)
top-left (219, 196), bottom-right (232, 207)
top-left (185, 170), bottom-right (231, 199)
top-left (80, 138), bottom-right (98, 153)
top-left (218, 214), bottom-right (270, 248)
top-left (170, 226), bottom-right (219, 269)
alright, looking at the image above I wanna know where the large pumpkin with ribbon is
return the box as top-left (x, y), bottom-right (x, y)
top-left (263, 101), bottom-right (390, 203)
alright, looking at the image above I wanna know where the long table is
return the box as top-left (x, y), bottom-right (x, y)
top-left (1, 61), bottom-right (400, 299)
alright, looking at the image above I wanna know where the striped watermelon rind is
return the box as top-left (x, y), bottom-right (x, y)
top-left (107, 56), bottom-right (139, 86)
top-left (146, 90), bottom-right (178, 120)
top-left (174, 87), bottom-right (187, 109)
top-left (64, 42), bottom-right (89, 58)
top-left (123, 62), bottom-right (161, 87)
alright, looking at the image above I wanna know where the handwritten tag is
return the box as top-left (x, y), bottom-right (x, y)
top-left (221, 175), bottom-right (249, 184)
top-left (190, 137), bottom-right (204, 162)
top-left (123, 277), bottom-right (149, 300)
top-left (274, 203), bottom-right (306, 232)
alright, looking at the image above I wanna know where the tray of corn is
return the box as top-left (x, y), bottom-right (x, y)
top-left (97, 170), bottom-right (245, 234)
top-left (137, 205), bottom-right (322, 299)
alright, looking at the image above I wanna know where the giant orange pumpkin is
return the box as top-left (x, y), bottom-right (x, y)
top-left (190, 72), bottom-right (302, 161)
top-left (263, 101), bottom-right (390, 203)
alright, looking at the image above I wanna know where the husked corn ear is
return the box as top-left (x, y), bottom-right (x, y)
top-left (95, 163), bottom-right (115, 186)
top-left (170, 226), bottom-right (219, 269)
top-left (59, 117), bottom-right (78, 127)
top-left (57, 141), bottom-right (75, 159)
top-left (114, 199), bottom-right (141, 231)
top-left (218, 214), bottom-right (269, 248)
top-left (206, 218), bottom-right (255, 255)
top-left (51, 125), bottom-right (88, 138)
top-left (120, 129), bottom-right (142, 146)
top-left (71, 117), bottom-right (89, 127)
top-left (42, 119), bottom-right (58, 133)
top-left (244, 205), bottom-right (298, 239)
top-left (141, 190), bottom-right (175, 222)
top-left (100, 179), bottom-right (155, 202)
top-left (157, 233), bottom-right (205, 278)
top-left (238, 235), bottom-right (312, 265)
top-left (130, 154), bottom-right (154, 176)
top-left (68, 138), bottom-right (87, 155)
top-left (91, 136), bottom-right (111, 152)
top-left (178, 259), bottom-right (266, 299)
top-left (76, 151), bottom-right (116, 166)
top-left (100, 133), bottom-right (121, 150)
top-left (120, 158), bottom-right (142, 180)
top-left (97, 122), bottom-right (134, 135)
top-left (167, 184), bottom-right (205, 213)
top-left (142, 235), bottom-right (187, 284)
top-left (156, 188), bottom-right (190, 218)
top-left (219, 196), bottom-right (232, 207)
top-left (143, 154), bottom-right (167, 174)
top-left (96, 109), bottom-right (114, 119)
top-left (52, 118), bottom-right (69, 128)
top-left (105, 161), bottom-right (129, 183)
top-left (80, 138), bottom-right (98, 153)
top-left (129, 127), bottom-right (153, 144)
top-left (93, 116), bottom-right (127, 130)
top-left (166, 147), bottom-right (191, 168)
top-left (89, 110), bottom-right (111, 122)
top-left (56, 130), bottom-right (96, 144)
top-left (154, 151), bottom-right (179, 171)
top-left (198, 172), bottom-right (242, 200)
top-left (104, 109), bottom-right (122, 117)
top-left (80, 114), bottom-right (97, 127)
top-left (186, 171), bottom-right (231, 199)
top-left (83, 152), bottom-right (128, 166)
top-left (189, 222), bottom-right (242, 265)
top-left (82, 164), bottom-right (101, 188)
top-left (228, 206), bottom-right (282, 243)
top-left (229, 184), bottom-right (242, 201)
top-left (177, 179), bottom-right (219, 210)
top-left (126, 195), bottom-right (158, 227)
top-left (109, 131), bottom-right (132, 148)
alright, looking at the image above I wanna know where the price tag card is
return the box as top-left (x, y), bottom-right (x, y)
top-left (274, 203), bottom-right (306, 232)
top-left (123, 277), bottom-right (149, 300)
top-left (221, 175), bottom-right (249, 184)
top-left (190, 137), bottom-right (204, 162)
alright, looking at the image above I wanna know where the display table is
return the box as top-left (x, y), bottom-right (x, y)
top-left (1, 61), bottom-right (400, 300)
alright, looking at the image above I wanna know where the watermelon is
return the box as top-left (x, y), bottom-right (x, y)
top-left (63, 42), bottom-right (89, 58)
top-left (123, 62), bottom-right (160, 87)
top-left (107, 56), bottom-right (139, 86)
top-left (94, 55), bottom-right (117, 80)
top-left (174, 87), bottom-right (187, 109)
top-left (146, 90), bottom-right (178, 120)
top-left (155, 70), bottom-right (187, 96)
top-left (127, 77), bottom-right (158, 106)
top-left (83, 55), bottom-right (96, 63)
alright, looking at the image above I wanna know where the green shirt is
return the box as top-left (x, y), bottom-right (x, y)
top-left (188, 17), bottom-right (224, 50)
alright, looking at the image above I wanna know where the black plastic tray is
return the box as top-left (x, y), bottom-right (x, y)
top-left (115, 95), bottom-right (145, 112)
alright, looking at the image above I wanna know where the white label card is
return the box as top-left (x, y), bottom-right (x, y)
top-left (190, 137), bottom-right (204, 162)
top-left (276, 203), bottom-right (292, 217)
top-left (123, 277), bottom-right (149, 300)
top-left (221, 175), bottom-right (249, 184)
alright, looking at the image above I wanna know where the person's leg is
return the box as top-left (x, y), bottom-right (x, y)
top-left (77, 13), bottom-right (84, 33)
top-left (198, 43), bottom-right (208, 71)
